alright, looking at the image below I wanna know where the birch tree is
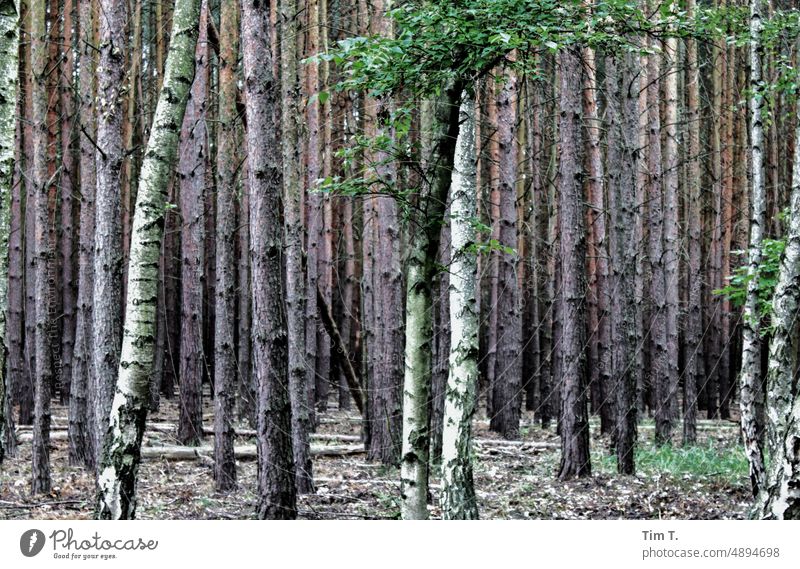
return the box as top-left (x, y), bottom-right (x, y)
top-left (440, 93), bottom-right (479, 520)
top-left (400, 80), bottom-right (463, 519)
top-left (96, 0), bottom-right (200, 519)
top-left (756, 91), bottom-right (800, 520)
top-left (740, 0), bottom-right (766, 497)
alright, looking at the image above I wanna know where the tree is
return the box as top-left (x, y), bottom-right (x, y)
top-left (96, 0), bottom-right (200, 519)
top-left (755, 89), bottom-right (800, 520)
top-left (92, 0), bottom-right (127, 469)
top-left (556, 48), bottom-right (590, 479)
top-left (400, 80), bottom-right (463, 519)
top-left (242, 0), bottom-right (297, 519)
top-left (606, 47), bottom-right (639, 475)
top-left (488, 65), bottom-right (522, 440)
top-left (281, 0), bottom-right (313, 493)
top-left (682, 0), bottom-right (703, 446)
top-left (68, 0), bottom-right (96, 468)
top-left (0, 0), bottom-right (19, 466)
top-left (177, 0), bottom-right (208, 446)
top-left (213, 0), bottom-right (238, 493)
top-left (30, 0), bottom-right (52, 494)
top-left (440, 92), bottom-right (479, 520)
top-left (740, 0), bottom-right (766, 497)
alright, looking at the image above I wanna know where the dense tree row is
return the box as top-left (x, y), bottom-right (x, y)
top-left (1, 0), bottom-right (800, 520)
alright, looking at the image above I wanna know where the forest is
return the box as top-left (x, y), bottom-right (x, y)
top-left (1, 0), bottom-right (800, 521)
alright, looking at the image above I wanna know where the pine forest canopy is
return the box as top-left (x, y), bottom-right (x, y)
top-left (0, 0), bottom-right (800, 522)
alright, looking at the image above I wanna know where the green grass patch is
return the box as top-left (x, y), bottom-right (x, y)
top-left (593, 442), bottom-right (749, 484)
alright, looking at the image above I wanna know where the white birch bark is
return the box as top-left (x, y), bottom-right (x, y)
top-left (741, 0), bottom-right (767, 497)
top-left (756, 104), bottom-right (800, 519)
top-left (440, 94), bottom-right (478, 520)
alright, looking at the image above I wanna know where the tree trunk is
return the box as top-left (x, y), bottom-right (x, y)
top-left (740, 0), bottom-right (767, 498)
top-left (556, 48), bottom-right (590, 480)
top-left (177, 0), bottom-right (207, 446)
top-left (582, 43), bottom-right (611, 435)
top-left (281, 0), bottom-right (313, 495)
top-left (683, 0), bottom-right (702, 446)
top-left (96, 0), bottom-right (200, 519)
top-left (756, 91), bottom-right (800, 520)
top-left (400, 81), bottom-right (463, 519)
top-left (212, 0), bottom-right (238, 492)
top-left (662, 2), bottom-right (680, 446)
top-left (0, 0), bottom-right (19, 465)
top-left (59, 0), bottom-right (76, 406)
top-left (489, 66), bottom-right (522, 440)
top-left (68, 0), bottom-right (96, 468)
top-left (92, 0), bottom-right (127, 470)
top-left (243, 0), bottom-right (297, 519)
top-left (440, 93), bottom-right (479, 520)
top-left (30, 0), bottom-right (52, 494)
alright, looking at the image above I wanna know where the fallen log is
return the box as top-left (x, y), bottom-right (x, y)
top-left (141, 444), bottom-right (365, 461)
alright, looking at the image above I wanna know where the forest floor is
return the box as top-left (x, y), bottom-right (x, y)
top-left (0, 397), bottom-right (752, 520)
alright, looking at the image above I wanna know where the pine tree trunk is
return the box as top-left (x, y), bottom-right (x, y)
top-left (440, 93), bottom-right (479, 520)
top-left (582, 44), bottom-right (611, 435)
top-left (646, 30), bottom-right (671, 445)
top-left (68, 0), bottom-right (96, 468)
top-left (30, 0), bottom-right (52, 494)
top-left (740, 0), bottom-right (767, 497)
top-left (683, 0), bottom-right (702, 446)
top-left (59, 0), bottom-right (76, 405)
top-left (212, 0), bottom-right (238, 492)
top-left (237, 162), bottom-right (254, 426)
top-left (96, 0), bottom-right (200, 519)
top-left (663, 5), bottom-right (681, 446)
top-left (0, 0), bottom-right (19, 465)
top-left (489, 66), bottom-right (522, 440)
top-left (242, 0), bottom-right (297, 519)
top-left (556, 48), bottom-right (590, 479)
top-left (177, 0), bottom-right (207, 446)
top-left (92, 0), bottom-right (127, 469)
top-left (280, 0), bottom-right (313, 494)
top-left (605, 51), bottom-right (639, 474)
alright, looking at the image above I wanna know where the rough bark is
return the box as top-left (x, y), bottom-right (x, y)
top-left (662, 3), bottom-right (680, 445)
top-left (582, 44), bottom-right (611, 435)
top-left (30, 0), bottom-right (52, 494)
top-left (556, 49), bottom-right (590, 480)
top-left (606, 51), bottom-right (639, 474)
top-left (92, 0), bottom-right (127, 470)
top-left (683, 0), bottom-right (702, 446)
top-left (177, 0), bottom-right (207, 446)
top-left (440, 94), bottom-right (479, 520)
top-left (59, 0), bottom-right (76, 406)
top-left (0, 0), bottom-right (19, 465)
top-left (68, 0), bottom-right (96, 468)
top-left (96, 0), bottom-right (200, 519)
top-left (488, 66), bottom-right (522, 440)
top-left (213, 0), bottom-right (238, 492)
top-left (243, 0), bottom-right (297, 519)
top-left (280, 0), bottom-right (313, 495)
